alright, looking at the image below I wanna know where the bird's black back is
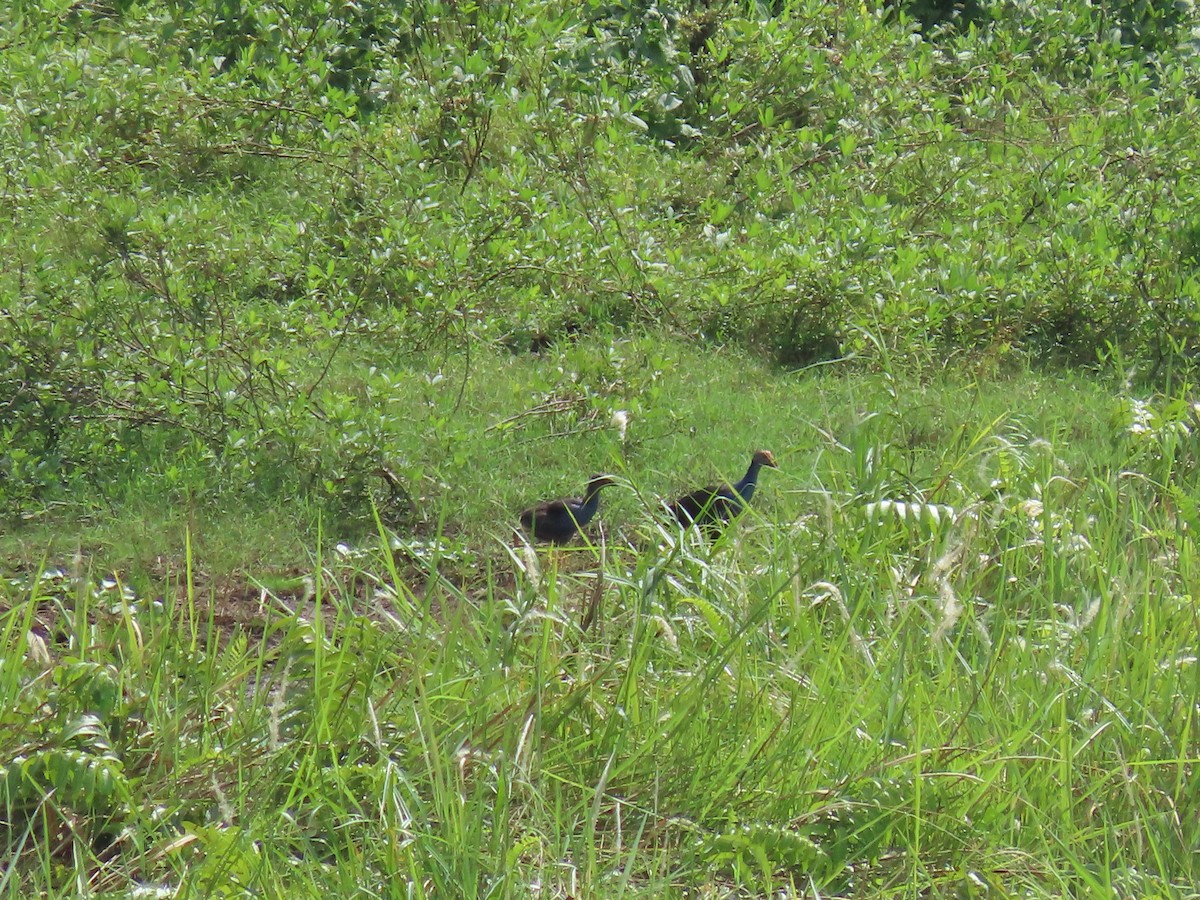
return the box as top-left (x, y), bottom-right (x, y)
top-left (521, 498), bottom-right (582, 544)
top-left (668, 483), bottom-right (743, 536)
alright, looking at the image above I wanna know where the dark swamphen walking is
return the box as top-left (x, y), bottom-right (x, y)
top-left (520, 475), bottom-right (616, 544)
top-left (668, 449), bottom-right (778, 537)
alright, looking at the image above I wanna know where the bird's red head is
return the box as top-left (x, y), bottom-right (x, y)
top-left (752, 450), bottom-right (778, 468)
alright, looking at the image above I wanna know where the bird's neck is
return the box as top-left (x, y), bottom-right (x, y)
top-left (580, 484), bottom-right (605, 513)
top-left (735, 461), bottom-right (762, 500)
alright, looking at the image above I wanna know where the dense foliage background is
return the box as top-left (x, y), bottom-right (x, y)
top-left (4, 3), bottom-right (1200, 897)
top-left (4, 0), bottom-right (1200, 521)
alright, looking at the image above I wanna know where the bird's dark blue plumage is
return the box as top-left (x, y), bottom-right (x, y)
top-left (668, 450), bottom-right (778, 536)
top-left (520, 475), bottom-right (615, 544)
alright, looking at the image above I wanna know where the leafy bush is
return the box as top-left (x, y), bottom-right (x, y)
top-left (5, 0), bottom-right (1200, 518)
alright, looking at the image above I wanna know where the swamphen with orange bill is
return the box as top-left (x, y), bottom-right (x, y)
top-left (668, 450), bottom-right (778, 537)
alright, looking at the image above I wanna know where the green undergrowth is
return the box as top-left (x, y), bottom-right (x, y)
top-left (1, 339), bottom-right (1123, 575)
top-left (5, 0), bottom-right (1200, 894)
top-left (4, 353), bottom-right (1200, 896)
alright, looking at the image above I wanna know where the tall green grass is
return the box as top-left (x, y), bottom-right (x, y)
top-left (3, 366), bottom-right (1198, 896)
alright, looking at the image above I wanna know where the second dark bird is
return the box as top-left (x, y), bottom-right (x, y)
top-left (520, 474), bottom-right (616, 544)
top-left (668, 449), bottom-right (778, 537)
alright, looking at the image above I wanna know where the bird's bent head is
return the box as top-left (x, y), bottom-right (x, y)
top-left (587, 474), bottom-right (618, 490)
top-left (752, 449), bottom-right (778, 468)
